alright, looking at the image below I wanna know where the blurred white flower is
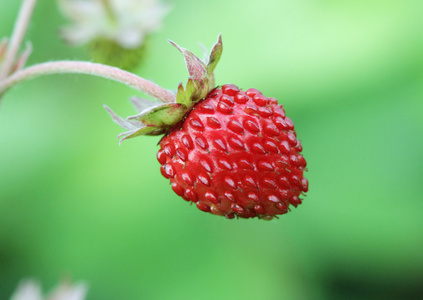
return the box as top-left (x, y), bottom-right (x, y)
top-left (10, 279), bottom-right (87, 300)
top-left (10, 280), bottom-right (42, 300)
top-left (58, 0), bottom-right (170, 49)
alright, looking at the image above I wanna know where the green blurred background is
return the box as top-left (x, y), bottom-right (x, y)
top-left (1, 0), bottom-right (423, 299)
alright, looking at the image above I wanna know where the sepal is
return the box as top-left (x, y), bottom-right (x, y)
top-left (117, 125), bottom-right (166, 144)
top-left (106, 35), bottom-right (223, 143)
top-left (168, 40), bottom-right (207, 81)
top-left (0, 39), bottom-right (7, 60)
top-left (104, 100), bottom-right (189, 144)
top-left (128, 103), bottom-right (187, 127)
top-left (105, 104), bottom-right (165, 144)
top-left (104, 104), bottom-right (141, 131)
top-left (0, 39), bottom-right (32, 79)
top-left (206, 34), bottom-right (222, 76)
top-left (129, 96), bottom-right (160, 112)
top-left (11, 42), bottom-right (32, 73)
top-left (176, 78), bottom-right (209, 107)
top-left (172, 35), bottom-right (222, 109)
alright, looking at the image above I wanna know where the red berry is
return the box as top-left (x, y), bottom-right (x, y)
top-left (157, 85), bottom-right (308, 219)
top-left (106, 35), bottom-right (308, 220)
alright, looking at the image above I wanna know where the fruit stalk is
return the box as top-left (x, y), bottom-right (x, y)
top-left (0, 60), bottom-right (176, 103)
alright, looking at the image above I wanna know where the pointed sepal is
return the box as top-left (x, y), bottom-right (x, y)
top-left (0, 39), bottom-right (32, 79)
top-left (105, 104), bottom-right (167, 144)
top-left (175, 82), bottom-right (193, 106)
top-left (128, 103), bottom-right (187, 127)
top-left (176, 78), bottom-right (209, 107)
top-left (207, 34), bottom-right (222, 75)
top-left (105, 101), bottom-right (190, 143)
top-left (12, 42), bottom-right (32, 73)
top-left (130, 96), bottom-right (159, 112)
top-left (168, 40), bottom-right (207, 81)
top-left (0, 38), bottom-right (7, 61)
top-left (104, 104), bottom-right (140, 130)
top-left (106, 35), bottom-right (223, 144)
top-left (117, 126), bottom-right (166, 144)
top-left (173, 34), bottom-right (223, 109)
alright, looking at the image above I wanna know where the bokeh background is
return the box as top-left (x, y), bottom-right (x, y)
top-left (1, 0), bottom-right (423, 299)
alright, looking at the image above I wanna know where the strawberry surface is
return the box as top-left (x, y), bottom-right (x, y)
top-left (157, 84), bottom-right (308, 219)
top-left (105, 35), bottom-right (308, 219)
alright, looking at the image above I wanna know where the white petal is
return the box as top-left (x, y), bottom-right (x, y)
top-left (58, 0), bottom-right (103, 22)
top-left (60, 26), bottom-right (100, 46)
top-left (10, 280), bottom-right (43, 300)
top-left (115, 30), bottom-right (144, 49)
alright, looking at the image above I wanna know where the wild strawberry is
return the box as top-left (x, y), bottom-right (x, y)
top-left (105, 35), bottom-right (308, 219)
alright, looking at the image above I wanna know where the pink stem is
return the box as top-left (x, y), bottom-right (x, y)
top-left (0, 61), bottom-right (176, 103)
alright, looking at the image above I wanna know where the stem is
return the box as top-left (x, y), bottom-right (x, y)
top-left (0, 61), bottom-right (176, 103)
top-left (0, 0), bottom-right (38, 79)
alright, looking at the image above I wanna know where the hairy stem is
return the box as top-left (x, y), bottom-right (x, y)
top-left (0, 61), bottom-right (176, 103)
top-left (0, 0), bottom-right (38, 79)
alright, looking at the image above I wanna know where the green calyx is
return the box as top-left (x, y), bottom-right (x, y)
top-left (105, 34), bottom-right (222, 144)
top-left (132, 103), bottom-right (187, 127)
